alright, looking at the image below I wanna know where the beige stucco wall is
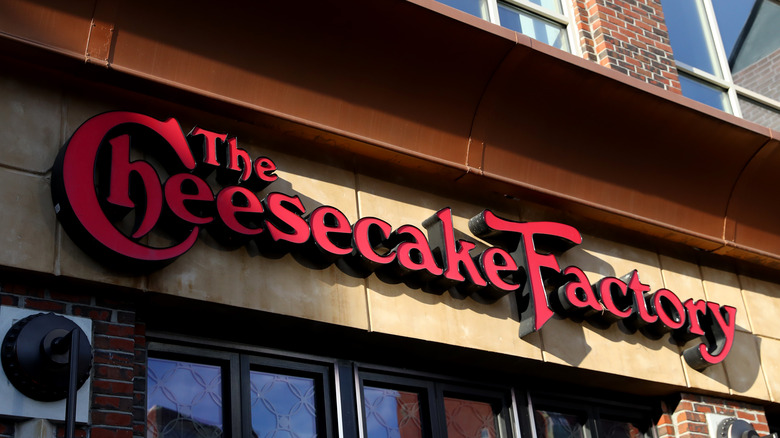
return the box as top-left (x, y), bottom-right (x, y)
top-left (1, 64), bottom-right (779, 405)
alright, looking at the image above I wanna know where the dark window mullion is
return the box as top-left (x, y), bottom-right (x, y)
top-left (587, 408), bottom-right (601, 438)
top-left (238, 355), bottom-right (253, 438)
top-left (336, 360), bottom-right (359, 438)
top-left (429, 383), bottom-right (448, 438)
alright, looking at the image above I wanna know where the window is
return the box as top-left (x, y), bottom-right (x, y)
top-left (146, 344), bottom-right (336, 437)
top-left (530, 393), bottom-right (657, 438)
top-left (436, 0), bottom-right (576, 53)
top-left (146, 341), bottom-right (659, 438)
top-left (661, 0), bottom-right (780, 130)
top-left (358, 370), bottom-right (515, 438)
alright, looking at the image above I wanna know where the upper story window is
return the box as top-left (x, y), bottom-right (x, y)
top-left (661, 0), bottom-right (780, 130)
top-left (437, 0), bottom-right (575, 53)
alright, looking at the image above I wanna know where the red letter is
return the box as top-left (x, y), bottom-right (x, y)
top-left (216, 186), bottom-right (264, 235)
top-left (556, 266), bottom-right (601, 318)
top-left (52, 112), bottom-right (200, 266)
top-left (254, 157), bottom-right (278, 183)
top-left (309, 206), bottom-right (352, 256)
top-left (352, 217), bottom-right (396, 268)
top-left (470, 210), bottom-right (582, 336)
top-left (651, 289), bottom-right (686, 330)
top-left (225, 137), bottom-right (252, 182)
top-left (423, 208), bottom-right (487, 291)
top-left (478, 247), bottom-right (521, 301)
top-left (106, 134), bottom-right (163, 239)
top-left (263, 193), bottom-right (309, 244)
top-left (683, 304), bottom-right (737, 370)
top-left (596, 277), bottom-right (633, 321)
top-left (164, 173), bottom-right (214, 225)
top-left (187, 127), bottom-right (225, 167)
top-left (624, 270), bottom-right (658, 326)
top-left (394, 225), bottom-right (443, 279)
top-left (682, 299), bottom-right (708, 337)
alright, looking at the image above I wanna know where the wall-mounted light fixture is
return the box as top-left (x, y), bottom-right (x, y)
top-left (1, 312), bottom-right (92, 438)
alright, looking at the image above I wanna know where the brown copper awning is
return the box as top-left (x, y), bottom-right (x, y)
top-left (1, 0), bottom-right (779, 266)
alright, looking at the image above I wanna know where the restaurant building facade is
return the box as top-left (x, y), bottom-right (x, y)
top-left (0, 0), bottom-right (779, 437)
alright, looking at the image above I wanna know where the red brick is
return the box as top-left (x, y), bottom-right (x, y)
top-left (679, 423), bottom-right (709, 435)
top-left (94, 364), bottom-right (134, 381)
top-left (94, 395), bottom-right (134, 411)
top-left (72, 305), bottom-right (111, 321)
top-left (754, 424), bottom-right (770, 434)
top-left (92, 379), bottom-right (134, 397)
top-left (95, 321), bottom-right (136, 338)
top-left (94, 335), bottom-right (136, 352)
top-left (92, 411), bottom-right (133, 427)
top-left (90, 428), bottom-right (133, 438)
top-left (49, 290), bottom-right (92, 304)
top-left (24, 298), bottom-right (66, 312)
top-left (94, 350), bottom-right (136, 366)
top-left (737, 411), bottom-right (757, 421)
top-left (676, 400), bottom-right (693, 411)
top-left (0, 294), bottom-right (18, 306)
top-left (715, 406), bottom-right (736, 416)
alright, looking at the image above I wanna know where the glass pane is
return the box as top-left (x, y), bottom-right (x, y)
top-left (598, 418), bottom-right (645, 438)
top-left (364, 386), bottom-right (423, 438)
top-left (660, 0), bottom-right (722, 76)
top-left (498, 2), bottom-right (570, 51)
top-left (445, 397), bottom-right (498, 438)
top-left (738, 95), bottom-right (780, 131)
top-left (679, 73), bottom-right (732, 112)
top-left (720, 0), bottom-right (780, 101)
top-left (710, 0), bottom-right (755, 58)
top-left (527, 0), bottom-right (563, 15)
top-left (534, 410), bottom-right (585, 438)
top-left (147, 358), bottom-right (224, 438)
top-left (437, 0), bottom-right (490, 20)
top-left (250, 370), bottom-right (318, 438)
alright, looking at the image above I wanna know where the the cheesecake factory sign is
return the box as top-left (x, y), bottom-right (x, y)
top-left (51, 112), bottom-right (737, 370)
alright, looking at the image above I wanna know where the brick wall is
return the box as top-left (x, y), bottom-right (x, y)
top-left (658, 393), bottom-right (770, 438)
top-left (732, 47), bottom-right (780, 129)
top-left (569, 0), bottom-right (682, 93)
top-left (0, 275), bottom-right (146, 438)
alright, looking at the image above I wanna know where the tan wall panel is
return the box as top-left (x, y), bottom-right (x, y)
top-left (722, 331), bottom-right (769, 399)
top-left (701, 266), bottom-right (752, 333)
top-left (658, 256), bottom-right (730, 392)
top-left (146, 150), bottom-right (369, 330)
top-left (740, 275), bottom-right (780, 340)
top-left (0, 168), bottom-right (55, 274)
top-left (548, 237), bottom-right (686, 386)
top-left (758, 336), bottom-right (780, 402)
top-left (356, 175), bottom-right (543, 359)
top-left (0, 70), bottom-right (63, 172)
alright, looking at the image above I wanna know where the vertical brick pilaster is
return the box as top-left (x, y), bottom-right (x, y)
top-left (567, 0), bottom-right (682, 93)
top-left (661, 394), bottom-right (771, 438)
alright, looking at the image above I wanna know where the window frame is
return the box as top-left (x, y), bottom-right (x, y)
top-left (529, 391), bottom-right (660, 438)
top-left (356, 367), bottom-right (518, 438)
top-left (666, 0), bottom-right (780, 124)
top-left (146, 337), bottom-right (661, 438)
top-left (438, 0), bottom-right (581, 56)
top-left (146, 343), bottom-right (243, 437)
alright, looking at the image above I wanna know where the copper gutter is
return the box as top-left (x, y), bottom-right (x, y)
top-left (1, 0), bottom-right (779, 267)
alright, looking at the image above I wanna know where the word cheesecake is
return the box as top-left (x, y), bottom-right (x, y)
top-left (51, 112), bottom-right (736, 370)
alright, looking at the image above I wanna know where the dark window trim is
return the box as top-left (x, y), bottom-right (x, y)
top-left (146, 334), bottom-right (662, 438)
top-left (147, 342), bottom-right (243, 437)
